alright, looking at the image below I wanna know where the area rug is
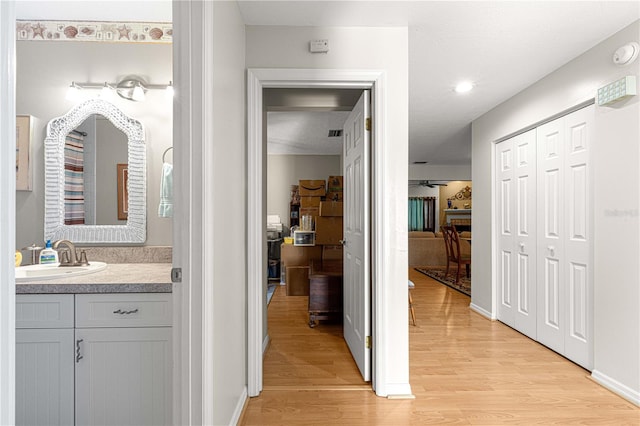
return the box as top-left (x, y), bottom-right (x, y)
top-left (414, 267), bottom-right (471, 297)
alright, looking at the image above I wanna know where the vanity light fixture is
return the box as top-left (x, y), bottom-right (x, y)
top-left (100, 82), bottom-right (115, 101)
top-left (66, 76), bottom-right (174, 102)
top-left (165, 81), bottom-right (174, 99)
top-left (130, 81), bottom-right (147, 102)
top-left (66, 81), bottom-right (81, 101)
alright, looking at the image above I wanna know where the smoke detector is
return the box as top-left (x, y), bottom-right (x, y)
top-left (613, 42), bottom-right (639, 66)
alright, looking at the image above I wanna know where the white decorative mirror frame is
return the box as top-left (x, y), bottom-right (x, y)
top-left (44, 98), bottom-right (146, 243)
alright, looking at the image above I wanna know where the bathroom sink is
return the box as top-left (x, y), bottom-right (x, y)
top-left (15, 262), bottom-right (107, 282)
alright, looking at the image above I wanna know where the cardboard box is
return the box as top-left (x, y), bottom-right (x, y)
top-left (300, 196), bottom-right (322, 208)
top-left (319, 201), bottom-right (343, 217)
top-left (280, 244), bottom-right (322, 267)
top-left (327, 176), bottom-right (343, 192)
top-left (325, 191), bottom-right (343, 202)
top-left (299, 206), bottom-right (319, 219)
top-left (286, 266), bottom-right (310, 296)
top-left (322, 244), bottom-right (343, 261)
top-left (299, 180), bottom-right (326, 197)
top-left (315, 217), bottom-right (343, 245)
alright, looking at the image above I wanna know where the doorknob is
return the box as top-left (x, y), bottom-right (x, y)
top-left (519, 243), bottom-right (525, 253)
top-left (339, 239), bottom-right (346, 246)
top-left (548, 245), bottom-right (555, 256)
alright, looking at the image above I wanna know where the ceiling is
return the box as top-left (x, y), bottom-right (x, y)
top-left (16, 1), bottom-right (640, 164)
top-left (240, 1), bottom-right (639, 164)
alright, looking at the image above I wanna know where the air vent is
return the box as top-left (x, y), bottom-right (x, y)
top-left (328, 129), bottom-right (343, 137)
top-left (413, 161), bottom-right (428, 164)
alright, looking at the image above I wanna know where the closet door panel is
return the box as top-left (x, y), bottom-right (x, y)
top-left (513, 130), bottom-right (537, 338)
top-left (537, 119), bottom-right (565, 353)
top-left (496, 129), bottom-right (536, 337)
top-left (563, 106), bottom-right (593, 370)
top-left (496, 139), bottom-right (515, 326)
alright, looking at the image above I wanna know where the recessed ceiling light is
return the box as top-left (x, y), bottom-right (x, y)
top-left (455, 81), bottom-right (474, 93)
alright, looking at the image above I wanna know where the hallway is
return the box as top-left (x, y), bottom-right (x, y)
top-left (240, 269), bottom-right (640, 424)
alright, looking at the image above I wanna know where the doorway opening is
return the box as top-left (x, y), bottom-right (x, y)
top-left (263, 87), bottom-right (368, 389)
top-left (247, 69), bottom-right (399, 398)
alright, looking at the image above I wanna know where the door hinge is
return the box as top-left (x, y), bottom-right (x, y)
top-left (171, 267), bottom-right (182, 283)
top-left (365, 336), bottom-right (371, 349)
top-left (365, 117), bottom-right (371, 131)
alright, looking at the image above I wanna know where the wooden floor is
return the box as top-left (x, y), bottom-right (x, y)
top-left (240, 269), bottom-right (640, 425)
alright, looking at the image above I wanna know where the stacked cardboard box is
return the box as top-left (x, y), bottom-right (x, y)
top-left (298, 180), bottom-right (325, 229)
top-left (317, 176), bottom-right (344, 260)
top-left (283, 177), bottom-right (345, 295)
top-left (326, 175), bottom-right (343, 201)
top-left (281, 244), bottom-right (322, 296)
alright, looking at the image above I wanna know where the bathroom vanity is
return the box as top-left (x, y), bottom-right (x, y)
top-left (15, 263), bottom-right (172, 426)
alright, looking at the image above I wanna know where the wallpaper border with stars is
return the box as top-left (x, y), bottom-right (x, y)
top-left (16, 20), bottom-right (172, 44)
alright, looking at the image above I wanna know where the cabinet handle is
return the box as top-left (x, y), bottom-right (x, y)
top-left (113, 308), bottom-right (139, 315)
top-left (76, 339), bottom-right (83, 363)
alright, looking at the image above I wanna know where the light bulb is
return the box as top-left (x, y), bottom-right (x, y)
top-left (66, 82), bottom-right (80, 101)
top-left (165, 81), bottom-right (174, 99)
top-left (455, 81), bottom-right (474, 93)
top-left (132, 82), bottom-right (146, 102)
top-left (100, 82), bottom-right (114, 100)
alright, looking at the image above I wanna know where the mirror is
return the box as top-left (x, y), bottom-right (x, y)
top-left (44, 98), bottom-right (146, 244)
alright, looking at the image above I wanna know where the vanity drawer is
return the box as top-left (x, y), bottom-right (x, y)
top-left (75, 293), bottom-right (172, 328)
top-left (16, 294), bottom-right (74, 329)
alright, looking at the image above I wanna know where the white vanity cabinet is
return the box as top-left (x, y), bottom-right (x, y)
top-left (74, 294), bottom-right (172, 426)
top-left (16, 295), bottom-right (75, 426)
top-left (16, 293), bottom-right (172, 426)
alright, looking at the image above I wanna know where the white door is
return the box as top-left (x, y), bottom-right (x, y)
top-left (75, 327), bottom-right (172, 425)
top-left (536, 116), bottom-right (566, 354)
top-left (496, 129), bottom-right (537, 339)
top-left (561, 106), bottom-right (593, 370)
top-left (343, 90), bottom-right (371, 381)
top-left (536, 106), bottom-right (593, 369)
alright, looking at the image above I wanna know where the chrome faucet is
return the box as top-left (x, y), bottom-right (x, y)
top-left (52, 240), bottom-right (89, 267)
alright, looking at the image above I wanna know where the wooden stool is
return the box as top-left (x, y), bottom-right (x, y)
top-left (408, 280), bottom-right (416, 326)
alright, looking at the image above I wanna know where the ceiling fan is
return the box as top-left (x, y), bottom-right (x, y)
top-left (409, 180), bottom-right (448, 188)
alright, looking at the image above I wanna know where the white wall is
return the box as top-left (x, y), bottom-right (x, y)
top-left (247, 25), bottom-right (410, 395)
top-left (472, 21), bottom-right (640, 403)
top-left (211, 2), bottom-right (247, 424)
top-left (15, 41), bottom-right (172, 248)
top-left (267, 154), bottom-right (341, 227)
top-left (409, 163), bottom-right (471, 181)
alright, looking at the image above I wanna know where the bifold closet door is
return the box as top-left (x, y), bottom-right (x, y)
top-left (536, 106), bottom-right (593, 370)
top-left (496, 129), bottom-right (537, 339)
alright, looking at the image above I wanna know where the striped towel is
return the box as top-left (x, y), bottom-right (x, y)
top-left (64, 132), bottom-right (85, 225)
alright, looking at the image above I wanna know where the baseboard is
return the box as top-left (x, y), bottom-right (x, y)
top-left (469, 302), bottom-right (494, 320)
top-left (591, 369), bottom-right (640, 406)
top-left (378, 383), bottom-right (413, 397)
top-left (229, 386), bottom-right (248, 426)
top-left (262, 334), bottom-right (270, 357)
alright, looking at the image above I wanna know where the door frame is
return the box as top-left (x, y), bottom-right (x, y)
top-left (247, 68), bottom-right (391, 397)
top-left (0, 1), bottom-right (16, 423)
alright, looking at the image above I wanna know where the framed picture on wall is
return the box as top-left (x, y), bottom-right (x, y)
top-left (117, 163), bottom-right (129, 220)
top-left (16, 115), bottom-right (33, 191)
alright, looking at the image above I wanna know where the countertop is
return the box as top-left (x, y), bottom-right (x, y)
top-left (16, 263), bottom-right (172, 294)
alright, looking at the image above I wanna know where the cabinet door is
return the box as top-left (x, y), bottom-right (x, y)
top-left (75, 327), bottom-right (172, 426)
top-left (16, 329), bottom-right (75, 426)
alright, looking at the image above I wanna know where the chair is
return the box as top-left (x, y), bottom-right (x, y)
top-left (408, 280), bottom-right (416, 326)
top-left (441, 225), bottom-right (471, 284)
